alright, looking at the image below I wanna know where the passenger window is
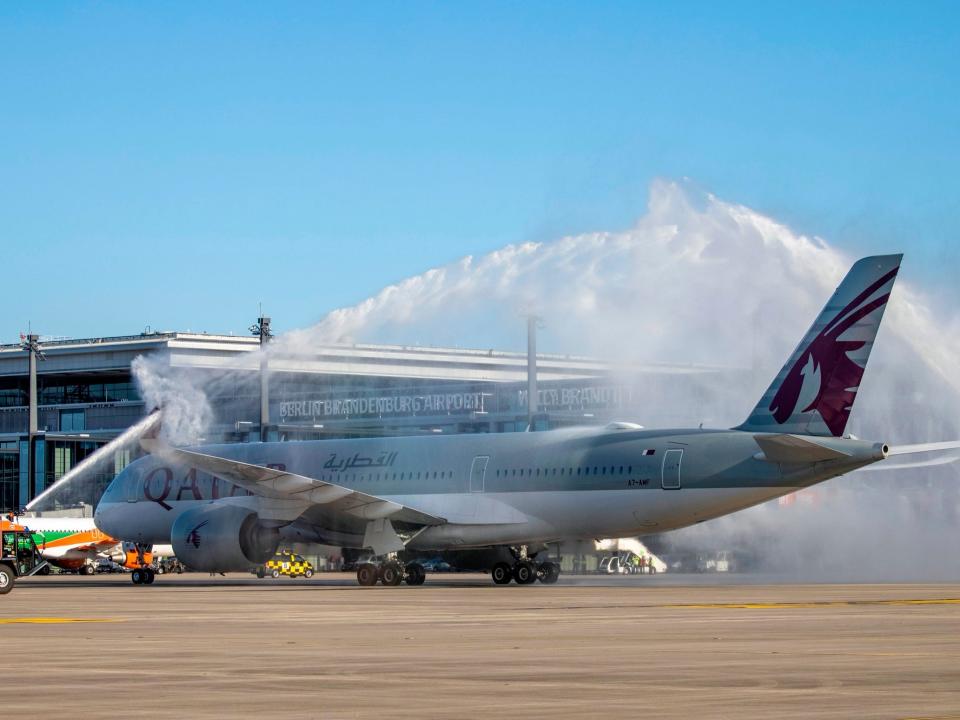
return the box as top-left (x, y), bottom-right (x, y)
top-left (401, 473), bottom-right (405, 480)
top-left (628, 466), bottom-right (632, 473)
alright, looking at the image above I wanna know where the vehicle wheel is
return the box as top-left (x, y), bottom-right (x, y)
top-left (0, 565), bottom-right (14, 594)
top-left (538, 562), bottom-right (560, 584)
top-left (357, 563), bottom-right (379, 586)
top-left (256, 567), bottom-right (265, 579)
top-left (304, 569), bottom-right (313, 578)
top-left (82, 564), bottom-right (94, 576)
top-left (405, 562), bottom-right (425, 586)
top-left (144, 568), bottom-right (156, 585)
top-left (271, 569), bottom-right (280, 579)
top-left (175, 565), bottom-right (183, 574)
top-left (513, 561), bottom-right (536, 585)
top-left (492, 562), bottom-right (513, 585)
top-left (380, 561), bottom-right (403, 586)
top-left (131, 569), bottom-right (143, 585)
top-left (156, 566), bottom-right (165, 575)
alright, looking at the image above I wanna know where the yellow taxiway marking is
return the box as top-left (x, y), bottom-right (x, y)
top-left (0, 617), bottom-right (120, 625)
top-left (669, 598), bottom-right (960, 610)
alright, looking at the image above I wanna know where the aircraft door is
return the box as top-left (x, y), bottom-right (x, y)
top-left (661, 449), bottom-right (682, 490)
top-left (469, 456), bottom-right (489, 493)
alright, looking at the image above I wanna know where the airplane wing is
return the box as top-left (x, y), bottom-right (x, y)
top-left (141, 438), bottom-right (445, 528)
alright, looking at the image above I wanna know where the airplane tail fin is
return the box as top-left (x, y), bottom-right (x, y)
top-left (737, 254), bottom-right (902, 437)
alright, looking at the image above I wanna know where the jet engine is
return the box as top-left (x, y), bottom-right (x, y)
top-left (170, 504), bottom-right (279, 572)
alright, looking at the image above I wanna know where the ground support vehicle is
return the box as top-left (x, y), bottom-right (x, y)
top-left (258, 552), bottom-right (315, 579)
top-left (156, 557), bottom-right (185, 574)
top-left (1, 524), bottom-right (48, 594)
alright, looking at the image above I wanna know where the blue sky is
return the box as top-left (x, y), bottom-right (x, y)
top-left (2, 2), bottom-right (958, 342)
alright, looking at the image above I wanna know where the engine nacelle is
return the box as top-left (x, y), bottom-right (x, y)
top-left (171, 504), bottom-right (279, 572)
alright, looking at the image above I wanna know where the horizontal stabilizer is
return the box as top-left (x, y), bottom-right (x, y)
top-left (754, 434), bottom-right (851, 463)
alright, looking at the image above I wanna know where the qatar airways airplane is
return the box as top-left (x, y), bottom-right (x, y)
top-left (94, 254), bottom-right (957, 586)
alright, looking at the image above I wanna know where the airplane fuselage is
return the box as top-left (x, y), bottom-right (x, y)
top-left (95, 425), bottom-right (885, 551)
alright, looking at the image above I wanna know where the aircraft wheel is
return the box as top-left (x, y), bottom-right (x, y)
top-left (491, 562), bottom-right (513, 585)
top-left (513, 560), bottom-right (537, 585)
top-left (256, 567), bottom-right (265, 579)
top-left (271, 569), bottom-right (280, 579)
top-left (0, 566), bottom-right (14, 594)
top-left (538, 562), bottom-right (560, 584)
top-left (131, 569), bottom-right (144, 585)
top-left (305, 569), bottom-right (313, 578)
top-left (380, 561), bottom-right (403, 586)
top-left (404, 563), bottom-right (425, 586)
top-left (357, 563), bottom-right (379, 586)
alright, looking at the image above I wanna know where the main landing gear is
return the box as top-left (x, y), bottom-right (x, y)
top-left (491, 560), bottom-right (560, 585)
top-left (491, 546), bottom-right (561, 585)
top-left (356, 559), bottom-right (426, 587)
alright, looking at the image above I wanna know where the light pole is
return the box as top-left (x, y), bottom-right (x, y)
top-left (20, 333), bottom-right (45, 503)
top-left (249, 317), bottom-right (272, 442)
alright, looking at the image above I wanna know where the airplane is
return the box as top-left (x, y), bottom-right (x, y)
top-left (94, 254), bottom-right (959, 586)
top-left (2, 516), bottom-right (172, 575)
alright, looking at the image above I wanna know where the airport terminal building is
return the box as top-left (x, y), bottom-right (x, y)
top-left (0, 329), bottom-right (736, 515)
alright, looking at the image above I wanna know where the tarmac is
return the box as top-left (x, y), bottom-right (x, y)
top-left (2, 573), bottom-right (959, 719)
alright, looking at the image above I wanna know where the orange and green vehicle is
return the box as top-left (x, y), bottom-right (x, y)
top-left (1, 518), bottom-right (47, 594)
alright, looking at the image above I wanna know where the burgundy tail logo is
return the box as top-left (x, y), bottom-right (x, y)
top-left (769, 267), bottom-right (898, 436)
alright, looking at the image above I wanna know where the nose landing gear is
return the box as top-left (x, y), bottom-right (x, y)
top-left (128, 543), bottom-right (155, 585)
top-left (131, 567), bottom-right (155, 585)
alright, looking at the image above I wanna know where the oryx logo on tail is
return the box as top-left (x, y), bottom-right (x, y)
top-left (770, 266), bottom-right (898, 436)
top-left (739, 254), bottom-right (902, 438)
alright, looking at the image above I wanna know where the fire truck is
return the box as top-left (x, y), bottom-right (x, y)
top-left (1, 518), bottom-right (48, 594)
